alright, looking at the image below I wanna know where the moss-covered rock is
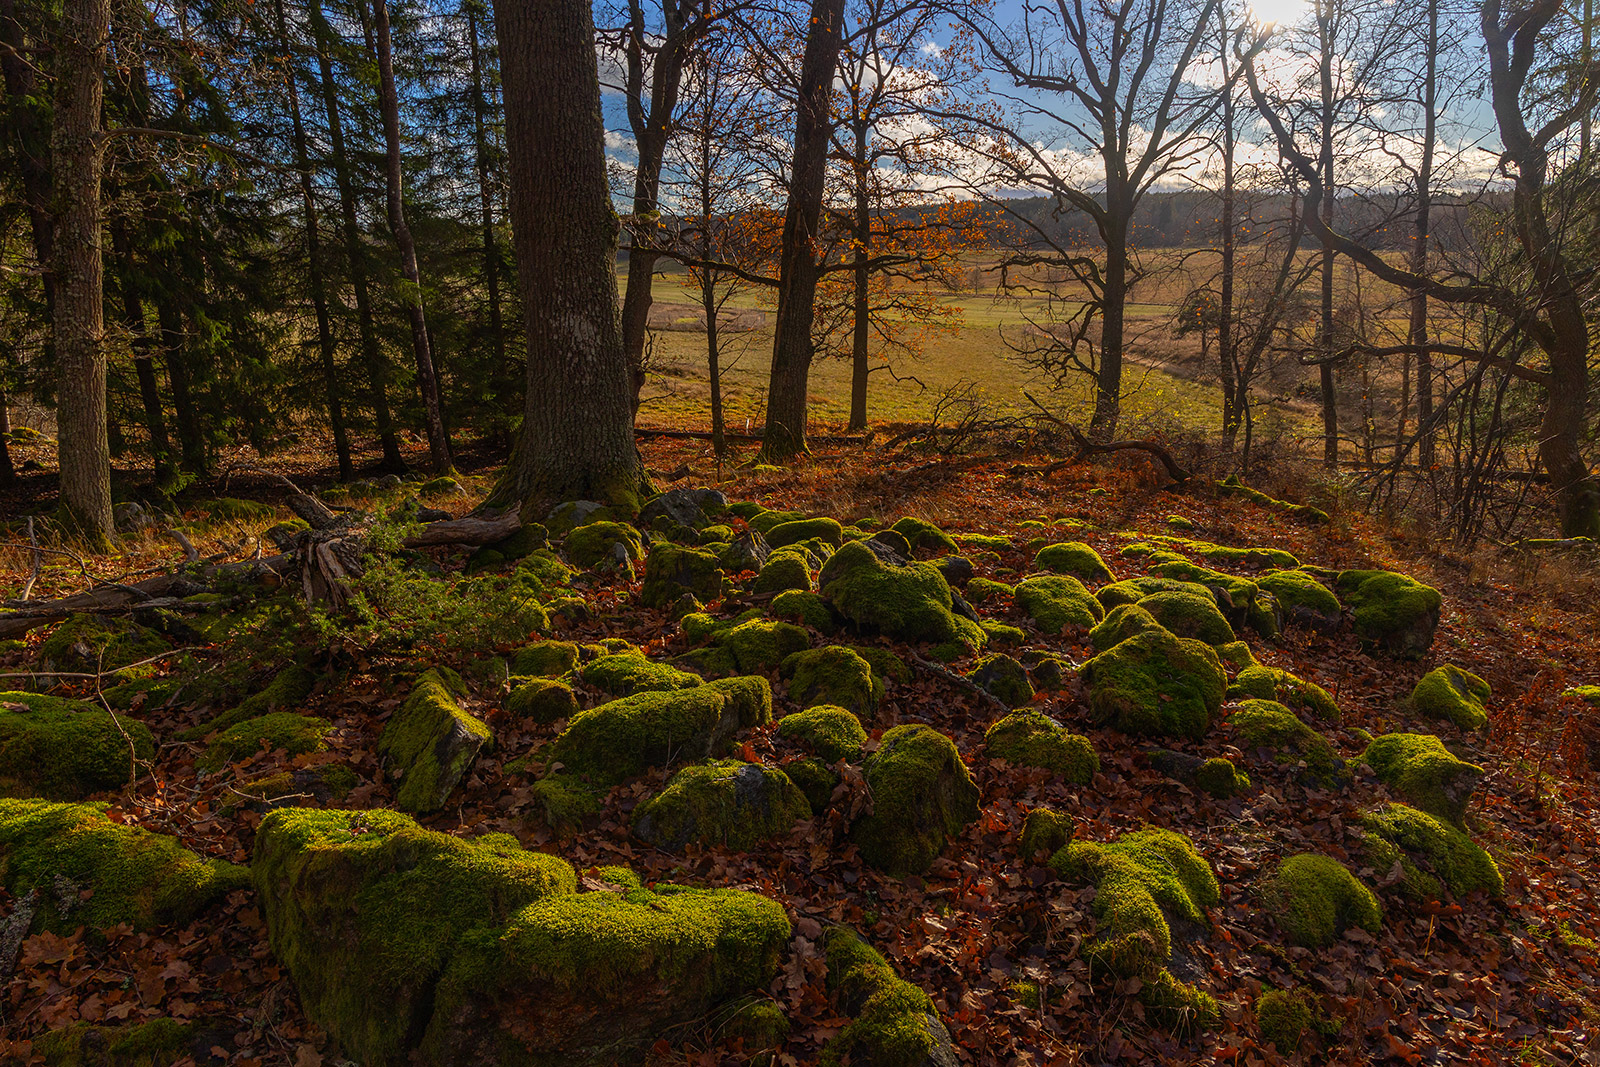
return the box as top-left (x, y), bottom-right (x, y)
top-left (749, 508), bottom-right (806, 535)
top-left (983, 709), bottom-right (1097, 783)
top-left (777, 705), bottom-right (867, 762)
top-left (1229, 665), bottom-right (1341, 721)
top-left (968, 653), bottom-right (1033, 707)
top-left (1361, 733), bottom-right (1482, 826)
top-left (0, 692), bottom-right (155, 799)
top-left (509, 640), bottom-right (581, 679)
top-left (890, 516), bottom-right (958, 555)
top-left (641, 542), bottom-right (724, 609)
top-left (1256, 570), bottom-right (1342, 631)
top-left (377, 670), bottom-right (490, 813)
top-left (770, 589), bottom-right (838, 633)
top-left (1097, 576), bottom-right (1217, 611)
top-left (1088, 603), bottom-right (1164, 652)
top-left (1358, 803), bottom-right (1503, 900)
top-left (175, 664), bottom-right (319, 742)
top-left (1025, 654), bottom-right (1072, 692)
top-left (33, 1017), bottom-right (199, 1067)
top-left (963, 577), bottom-right (1015, 605)
top-left (1137, 590), bottom-right (1236, 645)
top-left (549, 676), bottom-right (772, 786)
top-left (581, 652), bottom-right (702, 696)
top-left (506, 678), bottom-right (581, 724)
top-left (1263, 854), bottom-right (1382, 948)
top-left (683, 618), bottom-right (812, 675)
top-left (1410, 665), bottom-right (1490, 731)
top-left (633, 760), bottom-right (809, 851)
top-left (1184, 541), bottom-right (1300, 570)
top-left (1194, 757), bottom-right (1251, 798)
top-left (38, 613), bottom-right (168, 676)
top-left (1229, 699), bottom-right (1343, 786)
top-left (1080, 630), bottom-right (1225, 740)
top-left (767, 517), bottom-right (845, 550)
top-left (1215, 640), bottom-right (1257, 670)
top-left (753, 551), bottom-right (813, 594)
top-left (565, 520), bottom-right (645, 570)
top-left (1146, 555), bottom-right (1279, 638)
top-left (1014, 574), bottom-right (1104, 633)
top-left (1019, 808), bottom-right (1074, 859)
top-left (0, 799), bottom-right (247, 932)
top-left (820, 927), bottom-right (959, 1067)
top-left (1033, 541), bottom-right (1114, 584)
top-left (851, 725), bottom-right (980, 876)
top-left (199, 711), bottom-right (331, 772)
top-left (819, 541), bottom-right (984, 650)
top-left (851, 645), bottom-right (911, 685)
top-left (1256, 989), bottom-right (1315, 1051)
top-left (1335, 569), bottom-right (1442, 657)
top-left (232, 763), bottom-right (358, 813)
top-left (784, 756), bottom-right (839, 814)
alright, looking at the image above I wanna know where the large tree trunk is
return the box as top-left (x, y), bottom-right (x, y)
top-left (311, 0), bottom-right (406, 472)
top-left (1218, 56), bottom-right (1239, 449)
top-left (1407, 0), bottom-right (1438, 471)
top-left (1091, 210), bottom-right (1127, 441)
top-left (759, 0), bottom-right (846, 463)
top-left (372, 0), bottom-right (452, 474)
top-left (1317, 1), bottom-right (1338, 469)
top-left (848, 121), bottom-right (871, 433)
top-left (485, 0), bottom-right (645, 517)
top-left (52, 0), bottom-right (113, 547)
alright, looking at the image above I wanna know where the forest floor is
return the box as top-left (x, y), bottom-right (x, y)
top-left (2, 431), bottom-right (1600, 1066)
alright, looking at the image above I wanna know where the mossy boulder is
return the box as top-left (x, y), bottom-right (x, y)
top-left (506, 678), bottom-right (581, 724)
top-left (377, 669), bottom-right (490, 813)
top-left (232, 763), bottom-right (359, 813)
top-left (890, 516), bottom-right (958, 555)
top-left (33, 1017), bottom-right (201, 1067)
top-left (819, 541), bottom-right (984, 650)
top-left (641, 542), bottom-right (724, 609)
top-left (1410, 665), bottom-right (1490, 731)
top-left (1185, 541), bottom-right (1300, 570)
top-left (1229, 665), bottom-right (1341, 721)
top-left (0, 798), bottom-right (248, 932)
top-left (0, 692), bottom-right (156, 799)
top-left (1146, 555), bottom-right (1279, 638)
top-left (1080, 630), bottom-right (1226, 740)
top-left (777, 705), bottom-right (867, 762)
top-left (549, 676), bottom-right (772, 786)
top-left (1033, 541), bottom-right (1114, 584)
top-left (749, 508), bottom-right (806, 535)
top-left (1025, 654), bottom-right (1072, 692)
top-left (633, 759), bottom-right (810, 851)
top-left (1097, 576), bottom-right (1217, 611)
top-left (1359, 803), bottom-right (1503, 901)
top-left (581, 652), bottom-right (702, 696)
top-left (639, 486), bottom-right (728, 529)
top-left (1256, 989), bottom-right (1315, 1051)
top-left (1229, 699), bottom-right (1343, 786)
top-left (564, 520), bottom-right (644, 570)
top-left (1137, 590), bottom-right (1236, 645)
top-left (1194, 757), bottom-right (1251, 798)
top-left (38, 613), bottom-right (168, 676)
top-left (784, 756), bottom-right (840, 814)
top-left (1335, 569), bottom-right (1442, 657)
top-left (1257, 570), bottom-right (1342, 631)
top-left (820, 927), bottom-right (960, 1067)
top-left (963, 577), bottom-right (1015, 605)
top-left (983, 709), bottom-right (1097, 783)
top-left (1361, 733), bottom-right (1483, 826)
top-left (509, 640), bottom-right (581, 679)
top-left (770, 589), bottom-right (839, 633)
top-left (851, 724), bottom-right (980, 877)
top-left (753, 551), bottom-right (813, 594)
top-left (1263, 854), bottom-right (1382, 948)
top-left (199, 711), bottom-right (331, 772)
top-left (1089, 603), bottom-right (1165, 652)
top-left (968, 653), bottom-right (1033, 707)
top-left (682, 618), bottom-right (811, 675)
top-left (175, 664), bottom-right (320, 742)
top-left (1019, 808), bottom-right (1074, 859)
top-left (1014, 574), bottom-right (1104, 633)
top-left (767, 517), bottom-right (844, 549)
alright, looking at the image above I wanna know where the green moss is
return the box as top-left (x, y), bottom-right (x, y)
top-left (198, 711), bottom-right (331, 772)
top-left (0, 799), bottom-right (248, 932)
top-left (957, 533), bottom-right (1012, 551)
top-left (633, 759), bottom-right (810, 851)
top-left (1410, 665), bottom-right (1490, 731)
top-left (1026, 654), bottom-right (1071, 692)
top-left (0, 692), bottom-right (155, 799)
top-left (1256, 989), bottom-right (1315, 1050)
top-left (722, 1000), bottom-right (790, 1053)
top-left (963, 577), bottom-right (1015, 605)
top-left (1147, 555), bottom-right (1278, 637)
top-left (1215, 640), bottom-right (1258, 671)
top-left (969, 653), bottom-right (1033, 706)
top-left (1194, 757), bottom-right (1251, 798)
top-left (725, 501), bottom-right (766, 520)
top-left (34, 1017), bottom-right (195, 1067)
top-left (685, 619), bottom-right (812, 676)
top-left (983, 709), bottom-right (1097, 783)
top-left (749, 508), bottom-right (806, 534)
top-left (1019, 807), bottom-right (1074, 858)
top-left (1185, 541), bottom-right (1300, 570)
top-left (1034, 541), bottom-right (1114, 584)
top-left (769, 589), bottom-right (838, 633)
top-left (641, 542), bottom-right (725, 609)
top-left (506, 678), bottom-right (580, 724)
top-left (529, 773), bottom-right (602, 834)
top-left (1257, 569), bottom-right (1342, 629)
top-left (784, 756), bottom-right (839, 814)
top-left (777, 705), bottom-right (867, 761)
top-left (1138, 969), bottom-right (1220, 1033)
top-left (1229, 699), bottom-right (1342, 785)
top-left (581, 652), bottom-right (702, 696)
top-left (511, 548), bottom-right (574, 593)
top-left (1050, 828), bottom-right (1220, 979)
top-left (767, 517), bottom-right (844, 549)
top-left (978, 621), bottom-right (1023, 648)
top-left (753, 552), bottom-right (812, 594)
top-left (1229, 665), bottom-right (1341, 721)
top-left (889, 516), bottom-right (958, 554)
top-left (564, 520), bottom-right (645, 570)
top-left (1081, 629), bottom-right (1225, 740)
top-left (1263, 854), bottom-right (1382, 948)
top-left (819, 541), bottom-right (980, 650)
top-left (1097, 577), bottom-right (1217, 611)
top-left (418, 475), bottom-right (463, 497)
top-left (549, 676), bottom-right (773, 786)
top-left (510, 640), bottom-right (581, 679)
top-left (1014, 574), bottom-right (1105, 633)
top-left (1361, 733), bottom-right (1482, 826)
top-left (851, 724), bottom-right (980, 876)
top-left (203, 496), bottom-right (277, 523)
top-left (252, 808), bottom-right (578, 1066)
top-left (1137, 590), bottom-right (1236, 645)
top-left (377, 670), bottom-right (491, 813)
top-left (1359, 803), bottom-right (1503, 900)
top-left (821, 928), bottom-right (951, 1067)
top-left (1335, 569), bottom-right (1442, 657)
top-left (1218, 476), bottom-right (1330, 524)
top-left (1088, 603), bottom-right (1165, 651)
top-left (39, 613), bottom-right (168, 675)
top-left (176, 663), bottom-right (320, 742)
top-left (850, 646), bottom-right (911, 684)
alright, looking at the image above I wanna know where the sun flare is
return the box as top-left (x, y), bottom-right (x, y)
top-left (1250, 0), bottom-right (1308, 27)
